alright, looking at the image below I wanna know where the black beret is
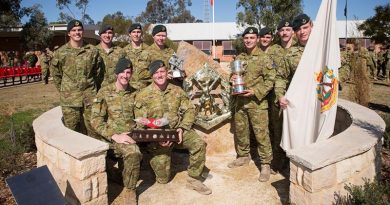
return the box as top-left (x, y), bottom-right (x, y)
top-left (293, 14), bottom-right (311, 31)
top-left (259, 27), bottom-right (272, 36)
top-left (128, 23), bottom-right (142, 33)
top-left (152, 25), bottom-right (167, 36)
top-left (149, 60), bottom-right (165, 74)
top-left (242, 27), bottom-right (258, 37)
top-left (277, 19), bottom-right (293, 30)
top-left (67, 20), bottom-right (83, 32)
top-left (115, 57), bottom-right (133, 74)
top-left (99, 24), bottom-right (113, 35)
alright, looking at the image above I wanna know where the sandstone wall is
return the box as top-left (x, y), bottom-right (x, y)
top-left (33, 107), bottom-right (109, 205)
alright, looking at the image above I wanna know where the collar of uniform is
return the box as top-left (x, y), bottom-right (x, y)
top-left (109, 82), bottom-right (133, 94)
top-left (151, 42), bottom-right (167, 51)
top-left (97, 44), bottom-right (115, 54)
top-left (149, 82), bottom-right (173, 93)
top-left (246, 46), bottom-right (261, 56)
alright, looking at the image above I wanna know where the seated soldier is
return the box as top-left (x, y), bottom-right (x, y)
top-left (90, 57), bottom-right (170, 204)
top-left (134, 60), bottom-right (212, 195)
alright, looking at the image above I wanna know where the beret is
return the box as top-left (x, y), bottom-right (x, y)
top-left (115, 57), bottom-right (133, 74)
top-left (259, 27), bottom-right (272, 36)
top-left (99, 24), bottom-right (114, 35)
top-left (149, 60), bottom-right (165, 74)
top-left (152, 25), bottom-right (167, 36)
top-left (277, 19), bottom-right (293, 30)
top-left (67, 19), bottom-right (83, 32)
top-left (128, 23), bottom-right (142, 33)
top-left (242, 27), bottom-right (258, 37)
top-left (293, 14), bottom-right (311, 31)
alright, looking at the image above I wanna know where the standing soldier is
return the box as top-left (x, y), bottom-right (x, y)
top-left (134, 60), bottom-right (212, 195)
top-left (366, 45), bottom-right (377, 79)
top-left (278, 14), bottom-right (314, 110)
top-left (228, 27), bottom-right (276, 182)
top-left (96, 24), bottom-right (125, 88)
top-left (258, 27), bottom-right (273, 53)
top-left (267, 19), bottom-right (294, 173)
top-left (50, 19), bottom-right (103, 135)
top-left (124, 23), bottom-right (150, 89)
top-left (40, 48), bottom-right (53, 84)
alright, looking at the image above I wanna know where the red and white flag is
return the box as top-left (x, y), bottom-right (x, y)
top-left (281, 0), bottom-right (340, 151)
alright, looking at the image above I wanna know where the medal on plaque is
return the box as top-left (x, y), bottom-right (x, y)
top-left (129, 117), bottom-right (179, 142)
top-left (231, 60), bottom-right (246, 95)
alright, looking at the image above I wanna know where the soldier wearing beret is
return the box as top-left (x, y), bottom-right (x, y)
top-left (124, 23), bottom-right (150, 90)
top-left (228, 27), bottom-right (276, 182)
top-left (134, 60), bottom-right (212, 195)
top-left (50, 19), bottom-right (103, 136)
top-left (259, 27), bottom-right (273, 53)
top-left (267, 19), bottom-right (294, 173)
top-left (278, 14), bottom-right (313, 110)
top-left (96, 24), bottom-right (126, 88)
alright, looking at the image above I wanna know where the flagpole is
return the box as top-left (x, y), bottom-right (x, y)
top-left (212, 0), bottom-right (216, 59)
top-left (345, 0), bottom-right (348, 48)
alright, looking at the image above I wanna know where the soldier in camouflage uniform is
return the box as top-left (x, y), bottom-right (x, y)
top-left (267, 19), bottom-right (294, 173)
top-left (366, 46), bottom-right (378, 79)
top-left (50, 20), bottom-right (103, 136)
top-left (228, 27), bottom-right (276, 182)
top-left (278, 14), bottom-right (313, 110)
top-left (96, 24), bottom-right (126, 88)
top-left (258, 27), bottom-right (273, 53)
top-left (39, 48), bottom-right (53, 84)
top-left (339, 46), bottom-right (352, 84)
top-left (134, 60), bottom-right (212, 195)
top-left (123, 23), bottom-right (150, 90)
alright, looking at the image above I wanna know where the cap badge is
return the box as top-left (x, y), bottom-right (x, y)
top-left (75, 21), bottom-right (80, 26)
top-left (249, 29), bottom-right (253, 33)
top-left (302, 19), bottom-right (307, 24)
top-left (162, 27), bottom-right (166, 31)
top-left (285, 22), bottom-right (289, 27)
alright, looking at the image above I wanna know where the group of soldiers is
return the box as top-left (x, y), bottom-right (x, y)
top-left (46, 12), bottom-right (384, 204)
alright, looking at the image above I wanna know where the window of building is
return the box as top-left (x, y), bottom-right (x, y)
top-left (193, 41), bottom-right (211, 55)
top-left (222, 41), bottom-right (236, 56)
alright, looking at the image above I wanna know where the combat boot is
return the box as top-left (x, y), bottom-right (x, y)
top-left (123, 188), bottom-right (137, 205)
top-left (186, 177), bottom-right (212, 195)
top-left (227, 156), bottom-right (251, 168)
top-left (258, 164), bottom-right (271, 182)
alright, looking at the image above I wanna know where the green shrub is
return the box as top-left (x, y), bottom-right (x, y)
top-left (336, 179), bottom-right (390, 205)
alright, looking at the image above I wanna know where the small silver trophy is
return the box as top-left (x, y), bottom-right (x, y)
top-left (168, 53), bottom-right (185, 78)
top-left (231, 60), bottom-right (246, 95)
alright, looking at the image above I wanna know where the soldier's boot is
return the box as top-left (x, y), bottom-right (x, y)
top-left (258, 164), bottom-right (271, 182)
top-left (227, 156), bottom-right (251, 168)
top-left (123, 188), bottom-right (136, 205)
top-left (186, 177), bottom-right (212, 195)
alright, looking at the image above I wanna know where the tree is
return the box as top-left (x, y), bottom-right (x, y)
top-left (236, 0), bottom-right (303, 29)
top-left (358, 3), bottom-right (390, 44)
top-left (135, 0), bottom-right (197, 24)
top-left (20, 5), bottom-right (53, 50)
top-left (56, 0), bottom-right (94, 24)
top-left (100, 11), bottom-right (133, 36)
top-left (0, 0), bottom-right (31, 27)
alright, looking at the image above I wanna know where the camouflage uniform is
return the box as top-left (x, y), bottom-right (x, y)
top-left (339, 50), bottom-right (352, 84)
top-left (123, 43), bottom-right (150, 90)
top-left (39, 50), bottom-right (53, 84)
top-left (50, 42), bottom-right (103, 136)
top-left (267, 44), bottom-right (289, 169)
top-left (96, 44), bottom-right (125, 87)
top-left (233, 46), bottom-right (276, 164)
top-left (134, 83), bottom-right (207, 181)
top-left (377, 50), bottom-right (386, 77)
top-left (366, 50), bottom-right (377, 78)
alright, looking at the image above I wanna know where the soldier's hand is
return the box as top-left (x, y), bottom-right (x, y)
top-left (159, 141), bottom-right (173, 147)
top-left (176, 128), bottom-right (183, 144)
top-left (112, 133), bottom-right (136, 144)
top-left (279, 96), bottom-right (289, 109)
top-left (242, 89), bottom-right (254, 97)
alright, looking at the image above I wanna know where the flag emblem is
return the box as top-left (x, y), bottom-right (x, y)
top-left (315, 66), bottom-right (338, 112)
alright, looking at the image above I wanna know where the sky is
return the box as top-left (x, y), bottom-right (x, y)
top-left (20, 0), bottom-right (388, 24)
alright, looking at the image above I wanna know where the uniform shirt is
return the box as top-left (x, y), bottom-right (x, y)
top-left (124, 42), bottom-right (150, 90)
top-left (90, 83), bottom-right (136, 142)
top-left (134, 83), bottom-right (195, 131)
top-left (234, 46), bottom-right (276, 109)
top-left (268, 44), bottom-right (289, 102)
top-left (96, 44), bottom-right (125, 87)
top-left (50, 42), bottom-right (103, 107)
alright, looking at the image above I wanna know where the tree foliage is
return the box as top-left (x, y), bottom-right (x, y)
top-left (358, 3), bottom-right (390, 44)
top-left (100, 11), bottom-right (133, 36)
top-left (20, 5), bottom-right (53, 50)
top-left (135, 0), bottom-right (197, 24)
top-left (0, 0), bottom-right (31, 27)
top-left (236, 0), bottom-right (303, 29)
top-left (56, 0), bottom-right (94, 24)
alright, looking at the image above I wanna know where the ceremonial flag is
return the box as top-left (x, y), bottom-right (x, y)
top-left (281, 0), bottom-right (340, 151)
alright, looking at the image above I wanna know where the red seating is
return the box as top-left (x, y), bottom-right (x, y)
top-left (0, 65), bottom-right (42, 87)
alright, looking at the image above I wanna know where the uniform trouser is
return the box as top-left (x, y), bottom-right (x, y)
top-left (61, 105), bottom-right (99, 138)
top-left (233, 107), bottom-right (273, 164)
top-left (148, 143), bottom-right (172, 184)
top-left (269, 103), bottom-right (288, 168)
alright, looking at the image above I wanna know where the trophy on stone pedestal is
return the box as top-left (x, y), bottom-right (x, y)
top-left (168, 53), bottom-right (185, 78)
top-left (230, 60), bottom-right (246, 95)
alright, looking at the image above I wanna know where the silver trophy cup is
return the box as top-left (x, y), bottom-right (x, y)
top-left (231, 60), bottom-right (246, 95)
